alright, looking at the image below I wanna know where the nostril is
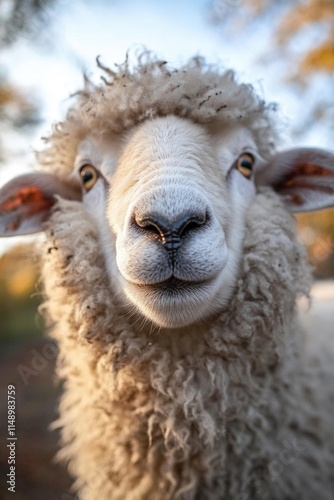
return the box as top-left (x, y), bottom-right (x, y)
top-left (133, 210), bottom-right (208, 252)
top-left (134, 215), bottom-right (169, 240)
top-left (177, 212), bottom-right (207, 238)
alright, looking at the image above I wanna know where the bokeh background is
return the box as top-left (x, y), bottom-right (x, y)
top-left (0, 1), bottom-right (333, 498)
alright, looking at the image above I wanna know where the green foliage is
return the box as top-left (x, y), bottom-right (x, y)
top-left (0, 245), bottom-right (43, 345)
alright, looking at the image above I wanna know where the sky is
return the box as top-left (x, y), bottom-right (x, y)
top-left (0, 0), bottom-right (332, 252)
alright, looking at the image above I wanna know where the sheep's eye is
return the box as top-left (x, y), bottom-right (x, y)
top-left (79, 164), bottom-right (99, 191)
top-left (236, 153), bottom-right (254, 179)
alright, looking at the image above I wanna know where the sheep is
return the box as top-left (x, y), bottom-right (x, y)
top-left (0, 52), bottom-right (334, 500)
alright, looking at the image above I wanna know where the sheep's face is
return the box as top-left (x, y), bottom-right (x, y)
top-left (76, 116), bottom-right (258, 328)
top-left (1, 114), bottom-right (334, 327)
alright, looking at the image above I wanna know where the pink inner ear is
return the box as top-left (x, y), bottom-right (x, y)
top-left (294, 163), bottom-right (332, 178)
top-left (273, 163), bottom-right (333, 203)
top-left (0, 186), bottom-right (54, 232)
top-left (276, 163), bottom-right (332, 189)
top-left (0, 186), bottom-right (54, 213)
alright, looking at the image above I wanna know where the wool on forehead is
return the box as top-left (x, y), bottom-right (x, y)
top-left (37, 51), bottom-right (279, 176)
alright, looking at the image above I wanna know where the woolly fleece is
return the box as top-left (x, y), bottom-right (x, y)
top-left (35, 53), bottom-right (334, 499)
top-left (42, 188), bottom-right (334, 500)
top-left (37, 52), bottom-right (278, 178)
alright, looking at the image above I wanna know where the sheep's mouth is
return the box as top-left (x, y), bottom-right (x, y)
top-left (159, 277), bottom-right (206, 288)
top-left (123, 274), bottom-right (225, 328)
top-left (134, 277), bottom-right (210, 295)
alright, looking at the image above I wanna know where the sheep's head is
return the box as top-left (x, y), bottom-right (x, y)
top-left (1, 55), bottom-right (334, 328)
top-left (76, 117), bottom-right (258, 327)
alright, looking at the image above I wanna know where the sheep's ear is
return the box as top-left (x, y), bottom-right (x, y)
top-left (0, 173), bottom-right (81, 237)
top-left (255, 147), bottom-right (334, 212)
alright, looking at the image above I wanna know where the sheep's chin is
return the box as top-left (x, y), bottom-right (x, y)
top-left (122, 274), bottom-right (229, 329)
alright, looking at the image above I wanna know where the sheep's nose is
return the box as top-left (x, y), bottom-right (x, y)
top-left (134, 211), bottom-right (207, 254)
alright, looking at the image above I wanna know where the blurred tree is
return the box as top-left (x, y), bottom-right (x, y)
top-left (0, 79), bottom-right (36, 126)
top-left (212, 0), bottom-right (334, 72)
top-left (0, 75), bottom-right (40, 162)
top-left (0, 0), bottom-right (57, 46)
top-left (273, 0), bottom-right (334, 76)
top-left (211, 0), bottom-right (334, 134)
top-left (0, 0), bottom-right (59, 162)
